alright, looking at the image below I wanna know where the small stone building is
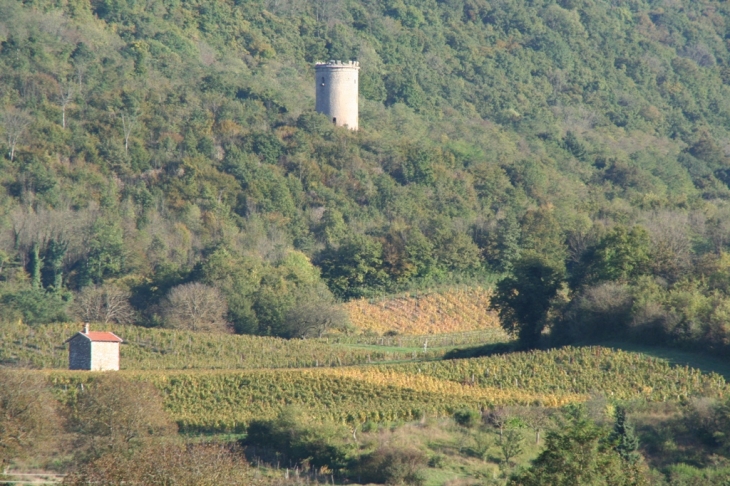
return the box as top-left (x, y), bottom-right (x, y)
top-left (66, 324), bottom-right (123, 371)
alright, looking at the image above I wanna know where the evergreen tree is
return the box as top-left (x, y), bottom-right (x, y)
top-left (43, 239), bottom-right (67, 291)
top-left (509, 406), bottom-right (647, 486)
top-left (610, 406), bottom-right (640, 465)
top-left (28, 242), bottom-right (42, 290)
top-left (563, 131), bottom-right (587, 160)
top-left (496, 213), bottom-right (522, 273)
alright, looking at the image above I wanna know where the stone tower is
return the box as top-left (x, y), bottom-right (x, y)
top-left (315, 60), bottom-right (360, 130)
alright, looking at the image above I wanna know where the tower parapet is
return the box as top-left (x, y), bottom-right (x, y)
top-left (315, 60), bottom-right (360, 130)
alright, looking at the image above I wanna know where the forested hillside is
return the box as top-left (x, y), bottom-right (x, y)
top-left (3, 0), bottom-right (730, 343)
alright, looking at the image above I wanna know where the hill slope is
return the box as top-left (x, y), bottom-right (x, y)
top-left (2, 0), bottom-right (730, 330)
top-left (345, 287), bottom-right (499, 335)
top-left (44, 346), bottom-right (728, 432)
top-left (0, 320), bottom-right (508, 369)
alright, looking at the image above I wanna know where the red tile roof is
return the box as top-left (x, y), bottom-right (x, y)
top-left (66, 331), bottom-right (123, 343)
top-left (85, 332), bottom-right (123, 342)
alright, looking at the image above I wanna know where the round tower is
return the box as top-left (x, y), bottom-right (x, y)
top-left (315, 60), bottom-right (360, 130)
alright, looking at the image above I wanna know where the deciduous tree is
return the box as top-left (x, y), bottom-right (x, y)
top-left (57, 81), bottom-right (73, 129)
top-left (318, 234), bottom-right (389, 299)
top-left (490, 254), bottom-right (565, 349)
top-left (162, 282), bottom-right (228, 332)
top-left (1, 108), bottom-right (32, 162)
top-left (70, 374), bottom-right (176, 459)
top-left (571, 226), bottom-right (651, 289)
top-left (500, 427), bottom-right (524, 467)
top-left (283, 283), bottom-right (349, 338)
top-left (0, 370), bottom-right (59, 468)
top-left (74, 284), bottom-right (135, 324)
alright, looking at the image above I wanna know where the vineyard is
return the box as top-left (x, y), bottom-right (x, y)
top-left (47, 369), bottom-right (580, 432)
top-left (6, 313), bottom-right (728, 437)
top-left (0, 321), bottom-right (506, 370)
top-left (385, 346), bottom-right (729, 402)
top-left (345, 287), bottom-right (499, 335)
top-left (326, 329), bottom-right (508, 349)
top-left (0, 287), bottom-right (507, 370)
top-left (43, 347), bottom-right (729, 433)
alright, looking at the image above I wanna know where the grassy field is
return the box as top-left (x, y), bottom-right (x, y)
top-left (326, 329), bottom-right (508, 351)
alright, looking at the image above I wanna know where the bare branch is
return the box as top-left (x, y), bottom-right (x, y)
top-left (162, 283), bottom-right (228, 332)
top-left (1, 108), bottom-right (32, 161)
top-left (121, 113), bottom-right (136, 155)
top-left (57, 81), bottom-right (73, 129)
top-left (74, 285), bottom-right (135, 325)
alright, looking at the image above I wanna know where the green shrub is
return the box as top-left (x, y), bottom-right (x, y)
top-left (427, 453), bottom-right (446, 468)
top-left (453, 408), bottom-right (482, 428)
top-left (1, 289), bottom-right (70, 325)
top-left (553, 282), bottom-right (633, 344)
top-left (356, 445), bottom-right (427, 486)
top-left (243, 408), bottom-right (352, 472)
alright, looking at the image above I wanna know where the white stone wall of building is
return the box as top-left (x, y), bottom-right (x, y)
top-left (90, 342), bottom-right (120, 371)
top-left (315, 61), bottom-right (359, 130)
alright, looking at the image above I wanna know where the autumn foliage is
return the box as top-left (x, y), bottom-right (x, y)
top-left (345, 287), bottom-right (500, 335)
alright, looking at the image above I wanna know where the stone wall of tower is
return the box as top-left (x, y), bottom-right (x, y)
top-left (315, 61), bottom-right (359, 130)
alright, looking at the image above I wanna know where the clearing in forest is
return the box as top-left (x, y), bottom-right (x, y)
top-left (345, 287), bottom-right (499, 335)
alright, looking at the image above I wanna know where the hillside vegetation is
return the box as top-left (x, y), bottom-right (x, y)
top-left (7, 0), bottom-right (730, 483)
top-left (45, 346), bottom-right (727, 432)
top-left (0, 320), bottom-right (508, 369)
top-left (345, 287), bottom-right (499, 335)
top-left (2, 0), bottom-right (730, 347)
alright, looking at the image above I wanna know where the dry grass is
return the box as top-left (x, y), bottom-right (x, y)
top-left (345, 288), bottom-right (499, 335)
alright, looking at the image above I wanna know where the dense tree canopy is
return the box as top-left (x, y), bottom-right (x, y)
top-left (509, 406), bottom-right (648, 486)
top-left (2, 0), bottom-right (730, 340)
top-left (490, 253), bottom-right (565, 348)
top-left (0, 370), bottom-right (59, 467)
